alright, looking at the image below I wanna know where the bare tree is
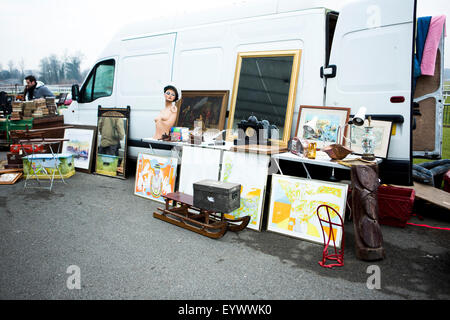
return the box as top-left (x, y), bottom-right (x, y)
top-left (39, 57), bottom-right (51, 84)
top-left (48, 54), bottom-right (61, 84)
top-left (19, 57), bottom-right (25, 79)
top-left (65, 51), bottom-right (84, 83)
top-left (8, 60), bottom-right (14, 74)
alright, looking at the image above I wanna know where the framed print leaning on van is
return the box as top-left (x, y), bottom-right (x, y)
top-left (349, 119), bottom-right (393, 158)
top-left (175, 90), bottom-right (229, 131)
top-left (295, 105), bottom-right (350, 148)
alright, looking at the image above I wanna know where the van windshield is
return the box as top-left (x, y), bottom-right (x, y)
top-left (80, 59), bottom-right (115, 103)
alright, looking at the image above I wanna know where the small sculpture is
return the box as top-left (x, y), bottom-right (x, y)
top-left (153, 85), bottom-right (180, 140)
top-left (322, 144), bottom-right (353, 160)
top-left (350, 164), bottom-right (385, 261)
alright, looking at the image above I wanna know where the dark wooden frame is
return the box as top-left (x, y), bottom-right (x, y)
top-left (62, 124), bottom-right (97, 173)
top-left (95, 106), bottom-right (130, 179)
top-left (295, 105), bottom-right (351, 146)
top-left (175, 90), bottom-right (229, 131)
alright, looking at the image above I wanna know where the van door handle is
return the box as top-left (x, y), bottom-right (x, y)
top-left (320, 65), bottom-right (337, 78)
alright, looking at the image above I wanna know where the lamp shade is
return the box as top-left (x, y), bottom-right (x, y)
top-left (353, 107), bottom-right (367, 126)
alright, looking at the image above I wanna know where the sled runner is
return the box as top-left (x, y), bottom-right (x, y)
top-left (154, 192), bottom-right (250, 239)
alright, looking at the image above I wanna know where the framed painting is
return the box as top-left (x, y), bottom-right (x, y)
top-left (134, 153), bottom-right (178, 203)
top-left (349, 119), bottom-right (393, 158)
top-left (178, 146), bottom-right (222, 196)
top-left (267, 174), bottom-right (348, 247)
top-left (95, 106), bottom-right (130, 179)
top-left (175, 90), bottom-right (229, 131)
top-left (220, 151), bottom-right (270, 231)
top-left (295, 105), bottom-right (350, 148)
top-left (0, 171), bottom-right (22, 185)
top-left (226, 50), bottom-right (302, 147)
top-left (62, 125), bottom-right (97, 173)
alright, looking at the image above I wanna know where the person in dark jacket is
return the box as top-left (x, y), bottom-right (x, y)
top-left (23, 75), bottom-right (55, 101)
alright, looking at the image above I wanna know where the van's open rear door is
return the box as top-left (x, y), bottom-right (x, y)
top-left (325, 0), bottom-right (416, 185)
top-left (412, 29), bottom-right (445, 159)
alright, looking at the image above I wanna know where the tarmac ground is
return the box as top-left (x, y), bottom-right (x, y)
top-left (0, 153), bottom-right (450, 300)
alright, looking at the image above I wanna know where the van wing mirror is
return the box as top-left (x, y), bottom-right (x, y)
top-left (72, 84), bottom-right (80, 102)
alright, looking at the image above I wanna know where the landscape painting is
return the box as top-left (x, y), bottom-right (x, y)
top-left (176, 91), bottom-right (229, 131)
top-left (62, 127), bottom-right (96, 172)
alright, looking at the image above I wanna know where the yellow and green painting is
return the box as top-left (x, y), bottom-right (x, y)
top-left (268, 174), bottom-right (348, 247)
top-left (220, 151), bottom-right (270, 231)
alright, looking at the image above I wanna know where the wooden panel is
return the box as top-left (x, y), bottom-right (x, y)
top-left (414, 49), bottom-right (441, 98)
top-left (231, 144), bottom-right (287, 154)
top-left (413, 182), bottom-right (450, 211)
top-left (413, 97), bottom-right (436, 151)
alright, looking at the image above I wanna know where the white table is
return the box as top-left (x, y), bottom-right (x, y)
top-left (271, 151), bottom-right (382, 179)
top-left (141, 138), bottom-right (234, 160)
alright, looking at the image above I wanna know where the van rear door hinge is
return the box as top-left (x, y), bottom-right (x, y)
top-left (320, 65), bottom-right (337, 78)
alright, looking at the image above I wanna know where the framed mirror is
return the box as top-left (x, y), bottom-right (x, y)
top-left (226, 50), bottom-right (302, 147)
top-left (96, 106), bottom-right (130, 179)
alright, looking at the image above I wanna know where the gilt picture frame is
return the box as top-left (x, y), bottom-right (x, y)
top-left (175, 90), bottom-right (229, 131)
top-left (226, 50), bottom-right (302, 147)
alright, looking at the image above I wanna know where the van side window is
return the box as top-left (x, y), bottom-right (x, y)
top-left (79, 59), bottom-right (115, 103)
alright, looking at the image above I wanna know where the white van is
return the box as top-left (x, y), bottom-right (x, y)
top-left (63, 0), bottom-right (445, 186)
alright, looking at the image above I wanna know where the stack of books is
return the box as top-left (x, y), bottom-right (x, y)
top-left (10, 101), bottom-right (23, 120)
top-left (46, 97), bottom-right (57, 115)
top-left (23, 101), bottom-right (36, 118)
top-left (32, 98), bottom-right (47, 118)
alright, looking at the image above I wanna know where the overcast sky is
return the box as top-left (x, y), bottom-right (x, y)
top-left (0, 0), bottom-right (448, 74)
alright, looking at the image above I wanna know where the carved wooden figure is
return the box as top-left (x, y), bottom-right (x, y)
top-left (350, 164), bottom-right (385, 261)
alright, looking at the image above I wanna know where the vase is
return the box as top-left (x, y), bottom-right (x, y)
top-left (361, 126), bottom-right (376, 161)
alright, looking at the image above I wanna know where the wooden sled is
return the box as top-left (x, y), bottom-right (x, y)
top-left (153, 192), bottom-right (250, 239)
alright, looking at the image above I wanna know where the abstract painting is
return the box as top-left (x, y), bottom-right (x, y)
top-left (268, 174), bottom-right (348, 247)
top-left (134, 153), bottom-right (178, 203)
top-left (178, 146), bottom-right (222, 196)
top-left (220, 151), bottom-right (270, 231)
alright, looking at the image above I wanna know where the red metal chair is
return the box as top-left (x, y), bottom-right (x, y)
top-left (316, 204), bottom-right (345, 268)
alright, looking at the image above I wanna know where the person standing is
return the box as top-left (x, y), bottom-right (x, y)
top-left (23, 75), bottom-right (55, 101)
